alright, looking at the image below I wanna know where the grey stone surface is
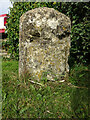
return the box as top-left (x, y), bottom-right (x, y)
top-left (19, 7), bottom-right (71, 81)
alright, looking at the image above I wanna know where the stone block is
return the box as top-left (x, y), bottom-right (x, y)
top-left (19, 7), bottom-right (71, 81)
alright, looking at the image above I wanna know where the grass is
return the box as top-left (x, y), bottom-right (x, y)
top-left (69, 64), bottom-right (89, 88)
top-left (2, 60), bottom-right (89, 118)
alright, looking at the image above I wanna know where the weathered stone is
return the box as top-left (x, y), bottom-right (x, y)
top-left (19, 7), bottom-right (71, 81)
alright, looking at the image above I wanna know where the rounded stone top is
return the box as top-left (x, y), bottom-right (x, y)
top-left (20, 7), bottom-right (71, 24)
top-left (20, 7), bottom-right (69, 19)
top-left (20, 7), bottom-right (71, 35)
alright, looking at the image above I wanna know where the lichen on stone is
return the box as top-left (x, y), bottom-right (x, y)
top-left (19, 7), bottom-right (71, 81)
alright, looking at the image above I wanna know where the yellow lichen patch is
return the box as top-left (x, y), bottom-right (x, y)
top-left (57, 40), bottom-right (61, 44)
top-left (55, 61), bottom-right (61, 70)
top-left (50, 62), bottom-right (55, 66)
top-left (27, 58), bottom-right (29, 62)
top-left (36, 70), bottom-right (43, 80)
top-left (48, 47), bottom-right (51, 51)
top-left (37, 54), bottom-right (44, 62)
top-left (28, 46), bottom-right (33, 54)
top-left (45, 50), bottom-right (48, 54)
top-left (41, 61), bottom-right (45, 65)
top-left (34, 25), bottom-right (42, 31)
top-left (37, 58), bottom-right (41, 62)
top-left (53, 54), bottom-right (55, 58)
top-left (63, 27), bottom-right (66, 31)
top-left (58, 67), bottom-right (61, 72)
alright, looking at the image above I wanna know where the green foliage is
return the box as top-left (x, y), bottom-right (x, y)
top-left (60, 2), bottom-right (90, 65)
top-left (70, 21), bottom-right (90, 65)
top-left (6, 2), bottom-right (89, 65)
top-left (6, 2), bottom-right (32, 60)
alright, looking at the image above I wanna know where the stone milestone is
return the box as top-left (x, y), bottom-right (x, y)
top-left (19, 7), bottom-right (71, 81)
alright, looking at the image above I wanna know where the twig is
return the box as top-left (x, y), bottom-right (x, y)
top-left (28, 79), bottom-right (44, 86)
top-left (67, 82), bottom-right (88, 89)
top-left (46, 110), bottom-right (53, 114)
top-left (59, 80), bottom-right (65, 83)
top-left (47, 79), bottom-right (55, 82)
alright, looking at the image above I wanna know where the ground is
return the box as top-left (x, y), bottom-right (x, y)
top-left (1, 60), bottom-right (89, 118)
